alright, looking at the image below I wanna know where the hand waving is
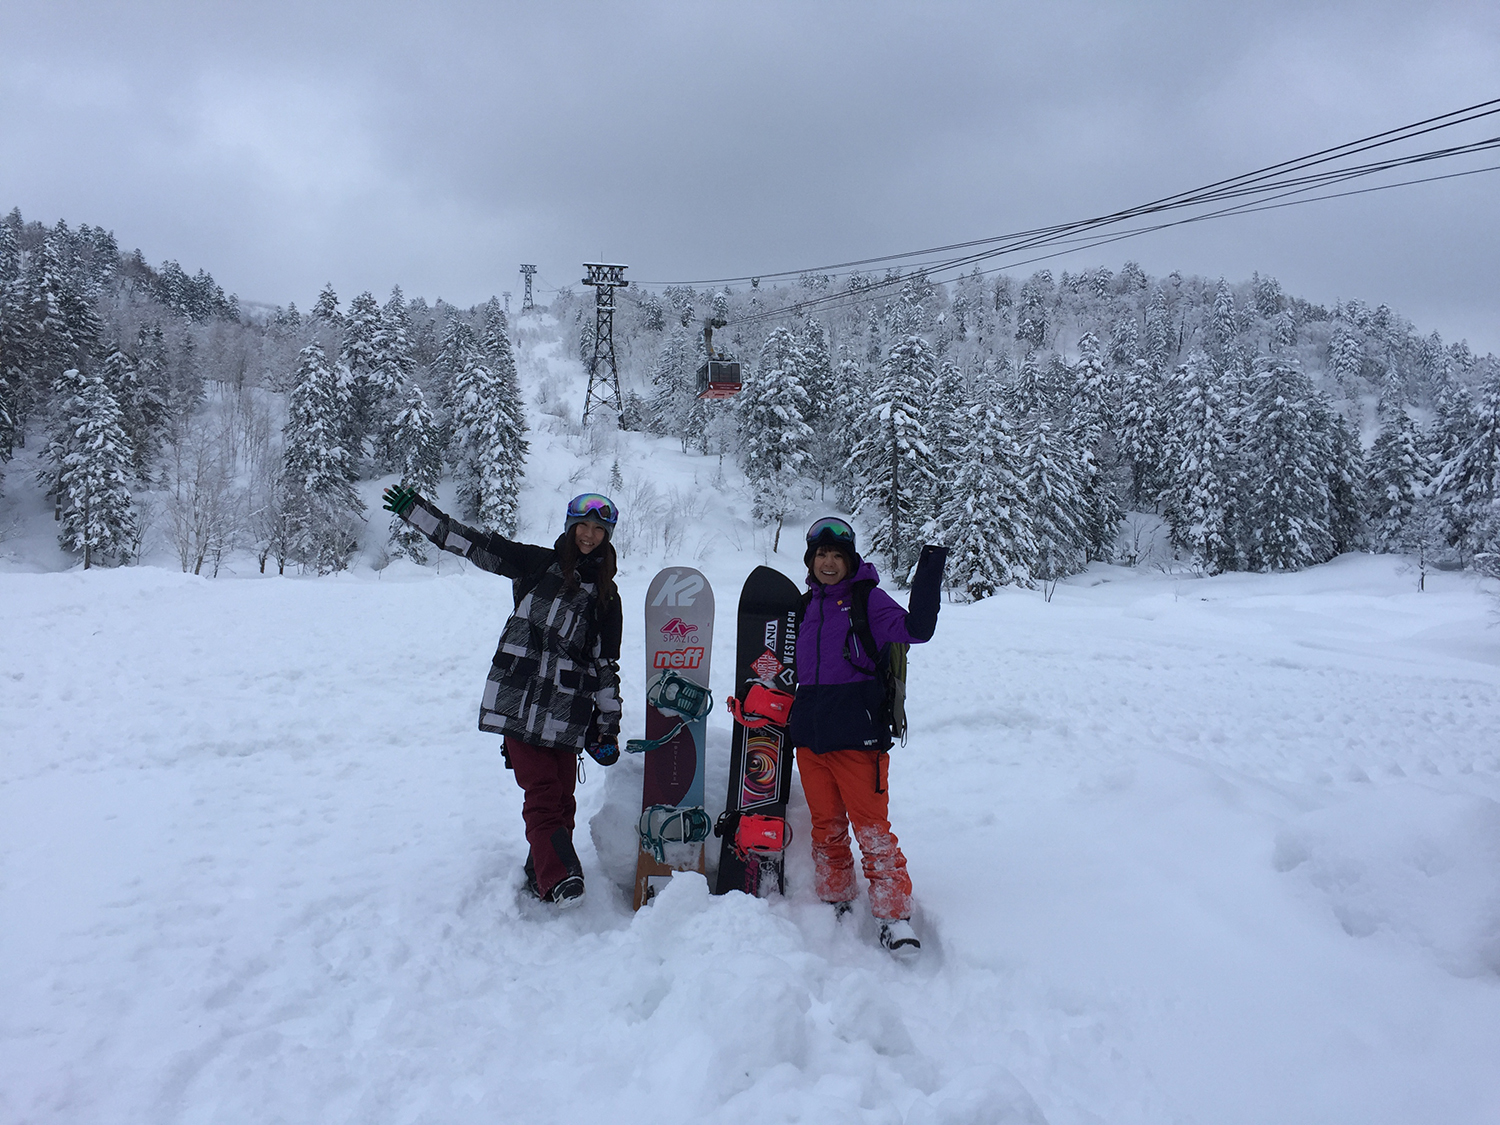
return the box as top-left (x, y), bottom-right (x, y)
top-left (382, 485), bottom-right (418, 516)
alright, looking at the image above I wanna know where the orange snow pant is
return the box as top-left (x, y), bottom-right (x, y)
top-left (795, 746), bottom-right (913, 921)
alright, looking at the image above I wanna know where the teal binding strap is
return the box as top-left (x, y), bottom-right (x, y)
top-left (625, 670), bottom-right (714, 754)
top-left (638, 805), bottom-right (712, 863)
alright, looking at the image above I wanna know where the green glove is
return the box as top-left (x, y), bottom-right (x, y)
top-left (382, 485), bottom-right (418, 516)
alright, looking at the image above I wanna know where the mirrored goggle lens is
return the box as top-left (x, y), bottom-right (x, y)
top-left (568, 494), bottom-right (618, 524)
top-left (806, 517), bottom-right (854, 544)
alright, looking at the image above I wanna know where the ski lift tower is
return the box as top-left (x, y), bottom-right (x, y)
top-left (519, 264), bottom-right (537, 313)
top-left (582, 262), bottom-right (628, 426)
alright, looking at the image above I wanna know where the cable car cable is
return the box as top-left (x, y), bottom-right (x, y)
top-left (721, 140), bottom-right (1500, 328)
top-left (636, 96), bottom-right (1500, 288)
top-left (723, 156), bottom-right (1500, 330)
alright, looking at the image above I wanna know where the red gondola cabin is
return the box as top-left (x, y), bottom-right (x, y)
top-left (696, 357), bottom-right (741, 399)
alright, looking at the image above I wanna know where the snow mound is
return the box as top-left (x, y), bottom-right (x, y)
top-left (1275, 783), bottom-right (1500, 977)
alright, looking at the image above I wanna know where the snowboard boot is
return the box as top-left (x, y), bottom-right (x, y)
top-left (879, 918), bottom-right (921, 956)
top-left (832, 900), bottom-right (855, 921)
top-left (551, 875), bottom-right (586, 908)
top-left (524, 854), bottom-right (542, 900)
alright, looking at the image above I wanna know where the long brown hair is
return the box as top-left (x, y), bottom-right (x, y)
top-left (560, 528), bottom-right (619, 608)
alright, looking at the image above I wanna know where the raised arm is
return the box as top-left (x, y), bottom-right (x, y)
top-left (381, 487), bottom-right (550, 579)
top-left (867, 545), bottom-right (950, 647)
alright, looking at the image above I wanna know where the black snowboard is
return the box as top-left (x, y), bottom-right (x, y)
top-left (713, 566), bottom-right (802, 897)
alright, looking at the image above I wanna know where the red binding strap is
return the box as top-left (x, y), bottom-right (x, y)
top-left (735, 813), bottom-right (789, 856)
top-left (726, 683), bottom-right (796, 729)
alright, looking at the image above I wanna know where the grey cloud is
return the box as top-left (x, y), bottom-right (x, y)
top-left (1, 1), bottom-right (1496, 349)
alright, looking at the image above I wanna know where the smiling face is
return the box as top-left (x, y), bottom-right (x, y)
top-left (573, 521), bottom-right (607, 555)
top-left (813, 545), bottom-right (851, 586)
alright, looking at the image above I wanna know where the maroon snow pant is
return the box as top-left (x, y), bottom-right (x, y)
top-left (505, 736), bottom-right (582, 898)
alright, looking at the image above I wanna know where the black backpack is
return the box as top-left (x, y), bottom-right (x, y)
top-left (799, 580), bottom-right (909, 745)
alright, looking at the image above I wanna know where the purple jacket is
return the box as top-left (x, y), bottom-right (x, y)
top-left (787, 558), bottom-right (926, 754)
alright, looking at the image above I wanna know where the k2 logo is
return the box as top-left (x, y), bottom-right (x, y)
top-left (651, 571), bottom-right (705, 607)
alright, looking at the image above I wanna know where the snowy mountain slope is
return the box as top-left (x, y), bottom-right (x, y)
top-left (3, 326), bottom-right (1500, 1125)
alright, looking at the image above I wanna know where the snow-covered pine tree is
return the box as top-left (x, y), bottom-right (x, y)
top-left (1317, 401), bottom-right (1366, 555)
top-left (1426, 379), bottom-right (1480, 558)
top-left (133, 324), bottom-right (172, 430)
top-left (341, 291), bottom-right (381, 380)
top-left (99, 344), bottom-right (164, 479)
top-left (1020, 417), bottom-right (1088, 585)
top-left (282, 343), bottom-right (363, 572)
top-left (1006, 350), bottom-right (1053, 419)
top-left (1074, 436), bottom-right (1124, 563)
top-left (922, 357), bottom-right (968, 539)
top-left (1068, 331), bottom-right (1112, 438)
top-left (864, 305), bottom-right (883, 367)
top-left (479, 297), bottom-right (509, 360)
top-left (386, 379), bottom-right (443, 562)
top-left (1243, 356), bottom-right (1333, 571)
top-left (1205, 279), bottom-right (1241, 374)
top-left (648, 325), bottom-right (697, 444)
top-left (340, 291), bottom-right (391, 468)
top-left (942, 368), bottom-right (1036, 598)
top-left (310, 284), bottom-right (343, 327)
top-left (1159, 352), bottom-right (1235, 572)
top-left (490, 311), bottom-right (529, 507)
top-left (850, 333), bottom-right (937, 580)
top-left (0, 220), bottom-right (21, 471)
top-left (1014, 271), bottom-right (1052, 352)
top-left (738, 327), bottom-right (814, 550)
top-left (364, 290), bottom-right (418, 464)
top-left (1328, 323), bottom-right (1365, 395)
top-left (450, 323), bottom-right (525, 534)
top-left (1366, 401), bottom-right (1428, 551)
top-left (20, 234), bottom-right (85, 432)
top-left (46, 367), bottom-right (137, 567)
top-left (1142, 288), bottom-right (1174, 377)
top-left (829, 348), bottom-right (869, 509)
top-left (1430, 367), bottom-right (1500, 563)
top-left (1118, 357), bottom-right (1164, 505)
top-left (798, 318), bottom-right (833, 427)
top-left (1059, 331), bottom-right (1123, 562)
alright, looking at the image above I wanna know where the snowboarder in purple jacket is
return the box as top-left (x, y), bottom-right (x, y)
top-left (787, 516), bottom-right (947, 954)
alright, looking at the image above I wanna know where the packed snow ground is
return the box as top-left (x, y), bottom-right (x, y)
top-left (4, 326), bottom-right (1500, 1124)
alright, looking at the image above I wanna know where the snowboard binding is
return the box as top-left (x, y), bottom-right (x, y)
top-left (638, 804), bottom-right (712, 863)
top-left (713, 809), bottom-right (792, 860)
top-left (726, 683), bottom-right (795, 729)
top-left (625, 670), bottom-right (715, 755)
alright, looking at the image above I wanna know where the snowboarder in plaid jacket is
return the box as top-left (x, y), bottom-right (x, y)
top-left (788, 517), bottom-right (947, 954)
top-left (383, 486), bottom-right (624, 908)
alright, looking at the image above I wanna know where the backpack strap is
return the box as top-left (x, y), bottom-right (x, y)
top-left (848, 579), bottom-right (882, 671)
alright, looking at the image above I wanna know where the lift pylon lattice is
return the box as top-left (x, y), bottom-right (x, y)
top-left (582, 262), bottom-right (628, 427)
top-left (519, 264), bottom-right (537, 313)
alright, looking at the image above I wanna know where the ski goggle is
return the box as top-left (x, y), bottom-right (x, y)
top-left (806, 517), bottom-right (855, 548)
top-left (567, 493), bottom-right (618, 527)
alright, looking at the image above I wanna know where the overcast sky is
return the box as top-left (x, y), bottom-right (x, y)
top-left (2, 1), bottom-right (1497, 352)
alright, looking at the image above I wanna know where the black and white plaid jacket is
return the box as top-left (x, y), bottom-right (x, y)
top-left (401, 495), bottom-right (623, 753)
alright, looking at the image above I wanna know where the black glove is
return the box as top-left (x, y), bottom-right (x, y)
top-left (382, 485), bottom-right (417, 516)
top-left (905, 544), bottom-right (949, 641)
top-left (585, 740), bottom-right (619, 767)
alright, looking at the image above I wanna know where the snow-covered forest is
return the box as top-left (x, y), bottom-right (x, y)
top-left (2, 206), bottom-right (1499, 588)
